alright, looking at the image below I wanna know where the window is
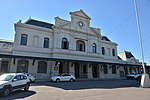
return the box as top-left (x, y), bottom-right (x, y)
top-left (62, 74), bottom-right (71, 76)
top-left (92, 43), bottom-right (96, 53)
top-left (103, 64), bottom-right (108, 74)
top-left (62, 38), bottom-right (69, 49)
top-left (20, 34), bottom-right (28, 45)
top-left (20, 75), bottom-right (27, 80)
top-left (43, 38), bottom-right (49, 48)
top-left (13, 75), bottom-right (21, 81)
top-left (17, 59), bottom-right (29, 73)
top-left (102, 47), bottom-right (105, 55)
top-left (112, 65), bottom-right (117, 74)
top-left (37, 61), bottom-right (47, 73)
top-left (112, 49), bottom-right (115, 56)
top-left (107, 48), bottom-right (110, 56)
top-left (76, 40), bottom-right (85, 52)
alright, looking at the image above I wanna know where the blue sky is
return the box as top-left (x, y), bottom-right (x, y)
top-left (0, 0), bottom-right (150, 64)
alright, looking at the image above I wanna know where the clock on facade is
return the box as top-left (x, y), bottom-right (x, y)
top-left (78, 21), bottom-right (83, 28)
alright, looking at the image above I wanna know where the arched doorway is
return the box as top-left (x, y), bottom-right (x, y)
top-left (59, 62), bottom-right (63, 74)
top-left (17, 59), bottom-right (29, 73)
top-left (92, 64), bottom-right (99, 78)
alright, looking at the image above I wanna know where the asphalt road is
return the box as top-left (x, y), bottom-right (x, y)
top-left (1, 79), bottom-right (150, 100)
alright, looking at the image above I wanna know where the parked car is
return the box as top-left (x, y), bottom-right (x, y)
top-left (25, 73), bottom-right (35, 82)
top-left (51, 73), bottom-right (75, 82)
top-left (134, 74), bottom-right (142, 79)
top-left (126, 73), bottom-right (142, 79)
top-left (0, 73), bottom-right (30, 97)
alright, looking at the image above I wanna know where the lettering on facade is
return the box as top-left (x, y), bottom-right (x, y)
top-left (0, 43), bottom-right (13, 49)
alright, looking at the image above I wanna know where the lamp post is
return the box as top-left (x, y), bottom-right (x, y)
top-left (134, 0), bottom-right (150, 87)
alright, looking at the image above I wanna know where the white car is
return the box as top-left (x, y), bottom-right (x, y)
top-left (25, 73), bottom-right (35, 82)
top-left (134, 74), bottom-right (142, 79)
top-left (0, 73), bottom-right (30, 97)
top-left (126, 73), bottom-right (142, 79)
top-left (51, 73), bottom-right (75, 82)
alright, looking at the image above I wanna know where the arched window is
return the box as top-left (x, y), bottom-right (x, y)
top-left (37, 61), bottom-right (47, 73)
top-left (20, 34), bottom-right (28, 45)
top-left (44, 38), bottom-right (49, 48)
top-left (17, 59), bottom-right (29, 73)
top-left (76, 40), bottom-right (85, 52)
top-left (103, 64), bottom-right (108, 74)
top-left (92, 43), bottom-right (96, 53)
top-left (102, 47), bottom-right (105, 55)
top-left (62, 38), bottom-right (69, 49)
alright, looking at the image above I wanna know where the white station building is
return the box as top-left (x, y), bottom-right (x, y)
top-left (0, 10), bottom-right (149, 80)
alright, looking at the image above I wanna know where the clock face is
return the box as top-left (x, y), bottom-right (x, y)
top-left (78, 21), bottom-right (83, 27)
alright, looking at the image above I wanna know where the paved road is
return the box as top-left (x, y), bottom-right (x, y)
top-left (1, 80), bottom-right (150, 100)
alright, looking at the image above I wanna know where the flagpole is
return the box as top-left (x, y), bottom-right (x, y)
top-left (134, 0), bottom-right (150, 88)
top-left (133, 0), bottom-right (146, 74)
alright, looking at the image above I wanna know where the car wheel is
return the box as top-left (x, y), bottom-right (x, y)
top-left (70, 78), bottom-right (74, 82)
top-left (24, 83), bottom-right (30, 91)
top-left (3, 88), bottom-right (10, 97)
top-left (56, 79), bottom-right (60, 83)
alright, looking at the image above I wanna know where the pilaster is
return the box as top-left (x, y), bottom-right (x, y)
top-left (69, 62), bottom-right (75, 76)
top-left (87, 63), bottom-right (93, 78)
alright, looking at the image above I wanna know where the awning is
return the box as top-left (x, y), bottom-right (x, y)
top-left (0, 54), bottom-right (147, 67)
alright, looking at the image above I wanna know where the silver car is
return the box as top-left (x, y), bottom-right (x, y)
top-left (25, 73), bottom-right (35, 82)
top-left (51, 73), bottom-right (75, 82)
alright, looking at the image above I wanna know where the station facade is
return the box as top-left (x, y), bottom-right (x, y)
top-left (0, 10), bottom-right (149, 80)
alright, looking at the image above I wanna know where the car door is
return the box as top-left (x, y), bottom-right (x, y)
top-left (20, 75), bottom-right (28, 86)
top-left (61, 74), bottom-right (70, 81)
top-left (11, 75), bottom-right (22, 90)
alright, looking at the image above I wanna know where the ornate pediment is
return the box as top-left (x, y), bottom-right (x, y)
top-left (54, 10), bottom-right (101, 37)
top-left (70, 9), bottom-right (91, 20)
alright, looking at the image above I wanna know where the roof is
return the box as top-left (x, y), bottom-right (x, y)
top-left (125, 51), bottom-right (134, 58)
top-left (118, 56), bottom-right (122, 60)
top-left (102, 36), bottom-right (111, 42)
top-left (0, 40), bottom-right (14, 45)
top-left (25, 19), bottom-right (53, 29)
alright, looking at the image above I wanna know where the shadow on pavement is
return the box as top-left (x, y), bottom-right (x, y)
top-left (32, 79), bottom-right (139, 90)
top-left (0, 90), bottom-right (36, 100)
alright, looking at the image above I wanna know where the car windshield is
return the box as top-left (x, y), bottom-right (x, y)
top-left (0, 74), bottom-right (14, 81)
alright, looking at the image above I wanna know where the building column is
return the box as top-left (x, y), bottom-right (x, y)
top-left (98, 64), bottom-right (101, 78)
top-left (0, 59), bottom-right (2, 73)
top-left (69, 62), bottom-right (75, 76)
top-left (28, 59), bottom-right (34, 74)
top-left (50, 61), bottom-right (60, 76)
top-left (10, 58), bottom-right (17, 73)
top-left (87, 64), bottom-right (93, 78)
top-left (127, 66), bottom-right (130, 74)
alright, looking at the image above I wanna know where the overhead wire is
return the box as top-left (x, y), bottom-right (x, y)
top-left (107, 0), bottom-right (150, 35)
top-left (107, 0), bottom-right (150, 60)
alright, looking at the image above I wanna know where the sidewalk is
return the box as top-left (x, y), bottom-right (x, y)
top-left (34, 78), bottom-right (127, 83)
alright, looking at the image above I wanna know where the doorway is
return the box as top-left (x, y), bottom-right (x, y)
top-left (74, 63), bottom-right (79, 78)
top-left (59, 62), bottom-right (63, 74)
top-left (92, 64), bottom-right (99, 78)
